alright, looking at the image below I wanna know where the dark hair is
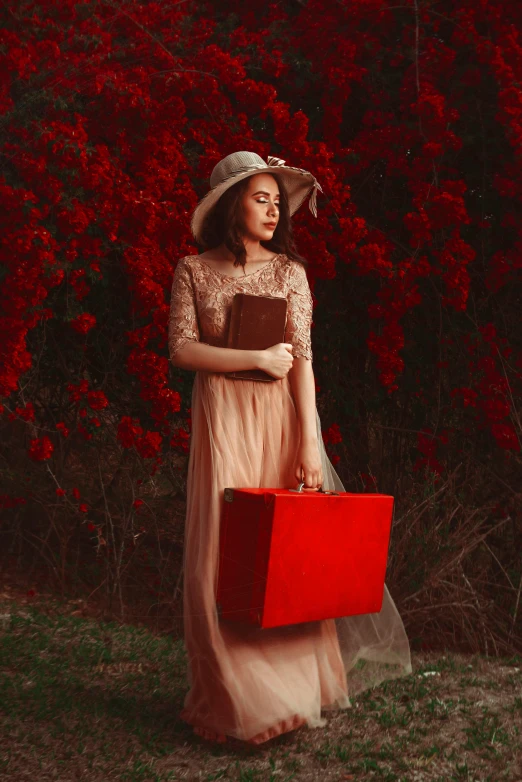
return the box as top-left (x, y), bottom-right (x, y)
top-left (198, 173), bottom-right (308, 270)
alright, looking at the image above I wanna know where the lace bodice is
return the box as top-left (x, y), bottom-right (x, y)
top-left (168, 253), bottom-right (314, 364)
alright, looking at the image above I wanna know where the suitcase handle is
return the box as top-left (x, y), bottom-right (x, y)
top-left (288, 481), bottom-right (340, 495)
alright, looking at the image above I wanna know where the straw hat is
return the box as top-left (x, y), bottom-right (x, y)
top-left (190, 151), bottom-right (323, 244)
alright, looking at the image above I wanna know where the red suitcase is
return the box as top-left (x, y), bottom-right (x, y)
top-left (216, 482), bottom-right (394, 629)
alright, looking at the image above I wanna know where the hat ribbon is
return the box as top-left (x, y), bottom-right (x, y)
top-left (267, 156), bottom-right (323, 217)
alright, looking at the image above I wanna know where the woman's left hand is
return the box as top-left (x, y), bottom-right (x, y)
top-left (294, 439), bottom-right (323, 489)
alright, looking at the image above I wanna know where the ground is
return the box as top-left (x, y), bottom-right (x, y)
top-left (0, 586), bottom-right (520, 782)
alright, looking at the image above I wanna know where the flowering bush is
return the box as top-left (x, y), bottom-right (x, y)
top-left (0, 0), bottom-right (520, 651)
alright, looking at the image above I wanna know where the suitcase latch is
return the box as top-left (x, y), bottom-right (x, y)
top-left (224, 488), bottom-right (234, 503)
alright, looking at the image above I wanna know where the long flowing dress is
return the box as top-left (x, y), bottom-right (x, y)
top-left (168, 252), bottom-right (412, 745)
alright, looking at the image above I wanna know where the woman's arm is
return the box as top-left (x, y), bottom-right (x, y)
top-left (168, 258), bottom-right (266, 373)
top-left (287, 357), bottom-right (317, 443)
top-left (171, 342), bottom-right (264, 373)
top-left (282, 261), bottom-right (322, 488)
top-left (287, 357), bottom-right (323, 488)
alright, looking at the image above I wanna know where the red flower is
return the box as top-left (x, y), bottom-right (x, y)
top-left (67, 380), bottom-right (89, 403)
top-left (55, 487), bottom-right (66, 496)
top-left (135, 430), bottom-right (162, 459)
top-left (56, 422), bottom-right (69, 437)
top-left (170, 427), bottom-right (190, 453)
top-left (87, 390), bottom-right (108, 410)
top-left (322, 423), bottom-right (342, 446)
top-left (28, 436), bottom-right (54, 461)
top-left (117, 416), bottom-right (143, 448)
top-left (0, 495), bottom-right (27, 509)
top-left (69, 269), bottom-right (90, 301)
top-left (491, 423), bottom-right (520, 451)
top-left (77, 423), bottom-right (92, 440)
top-left (360, 473), bottom-right (378, 491)
top-left (9, 402), bottom-right (35, 422)
top-left (451, 388), bottom-right (478, 408)
top-left (70, 313), bottom-right (96, 334)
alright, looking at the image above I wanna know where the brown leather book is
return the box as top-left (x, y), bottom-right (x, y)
top-left (225, 293), bottom-right (288, 382)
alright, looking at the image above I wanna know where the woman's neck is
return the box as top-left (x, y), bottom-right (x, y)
top-left (216, 241), bottom-right (272, 263)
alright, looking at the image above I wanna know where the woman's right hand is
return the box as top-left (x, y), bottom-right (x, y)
top-left (258, 343), bottom-right (294, 379)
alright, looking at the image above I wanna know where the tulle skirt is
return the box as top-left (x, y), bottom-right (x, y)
top-left (179, 370), bottom-right (412, 744)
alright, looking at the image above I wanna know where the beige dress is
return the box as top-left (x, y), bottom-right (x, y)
top-left (168, 252), bottom-right (412, 744)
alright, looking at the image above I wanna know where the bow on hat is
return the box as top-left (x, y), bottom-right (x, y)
top-left (267, 156), bottom-right (286, 166)
top-left (267, 155), bottom-right (323, 218)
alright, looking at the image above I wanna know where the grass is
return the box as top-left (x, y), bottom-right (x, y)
top-left (0, 593), bottom-right (520, 781)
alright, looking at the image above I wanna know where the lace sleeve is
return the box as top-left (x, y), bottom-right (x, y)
top-left (168, 258), bottom-right (200, 361)
top-left (284, 261), bottom-right (313, 361)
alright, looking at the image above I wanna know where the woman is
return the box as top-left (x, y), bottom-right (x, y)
top-left (168, 151), bottom-right (412, 746)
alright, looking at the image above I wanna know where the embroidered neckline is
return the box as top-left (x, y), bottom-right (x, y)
top-left (191, 253), bottom-right (282, 280)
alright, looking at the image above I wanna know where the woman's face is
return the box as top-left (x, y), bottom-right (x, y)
top-left (239, 173), bottom-right (280, 243)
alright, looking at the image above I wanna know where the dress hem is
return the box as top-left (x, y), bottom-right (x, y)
top-left (180, 707), bottom-right (308, 745)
